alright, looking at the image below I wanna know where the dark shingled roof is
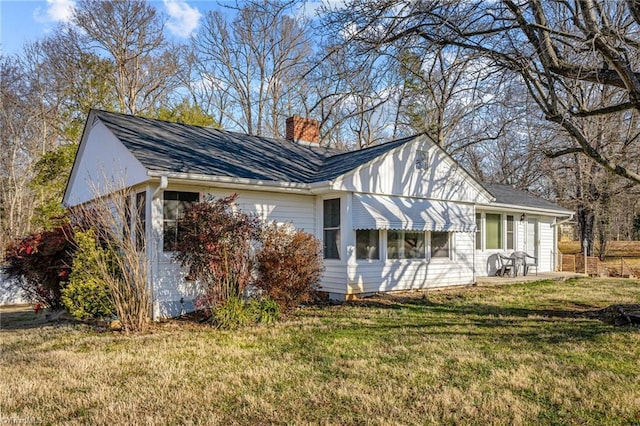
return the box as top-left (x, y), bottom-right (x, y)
top-left (483, 183), bottom-right (571, 213)
top-left (94, 110), bottom-right (419, 184)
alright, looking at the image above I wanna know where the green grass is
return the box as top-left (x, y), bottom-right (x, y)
top-left (1, 278), bottom-right (639, 425)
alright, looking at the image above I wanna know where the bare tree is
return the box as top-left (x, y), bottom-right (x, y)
top-left (322, 0), bottom-right (640, 184)
top-left (0, 57), bottom-right (36, 252)
top-left (192, 0), bottom-right (313, 136)
top-left (72, 0), bottom-right (183, 115)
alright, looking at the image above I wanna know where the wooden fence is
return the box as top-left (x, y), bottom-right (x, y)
top-left (559, 253), bottom-right (637, 278)
top-left (559, 253), bottom-right (602, 275)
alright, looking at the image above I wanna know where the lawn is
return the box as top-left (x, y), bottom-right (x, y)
top-left (1, 278), bottom-right (639, 425)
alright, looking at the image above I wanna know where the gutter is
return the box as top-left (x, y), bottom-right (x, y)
top-left (478, 202), bottom-right (574, 217)
top-left (146, 170), bottom-right (331, 194)
top-left (552, 214), bottom-right (575, 227)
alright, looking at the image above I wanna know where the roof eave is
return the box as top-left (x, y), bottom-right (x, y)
top-left (478, 202), bottom-right (574, 217)
top-left (146, 170), bottom-right (332, 194)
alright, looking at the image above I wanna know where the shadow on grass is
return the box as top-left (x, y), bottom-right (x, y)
top-left (0, 306), bottom-right (77, 330)
top-left (312, 296), bottom-right (640, 346)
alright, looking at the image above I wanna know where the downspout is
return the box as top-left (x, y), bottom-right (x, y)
top-left (152, 175), bottom-right (169, 199)
top-left (472, 205), bottom-right (477, 285)
top-left (150, 175), bottom-right (168, 321)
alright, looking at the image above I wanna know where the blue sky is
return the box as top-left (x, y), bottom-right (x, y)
top-left (0, 0), bottom-right (324, 56)
top-left (0, 0), bottom-right (213, 55)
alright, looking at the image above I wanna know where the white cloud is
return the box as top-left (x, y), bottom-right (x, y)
top-left (298, 0), bottom-right (347, 18)
top-left (164, 0), bottom-right (202, 38)
top-left (34, 0), bottom-right (75, 23)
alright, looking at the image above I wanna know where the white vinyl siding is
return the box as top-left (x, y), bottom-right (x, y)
top-left (331, 138), bottom-right (492, 204)
top-left (152, 187), bottom-right (316, 318)
top-left (347, 231), bottom-right (474, 294)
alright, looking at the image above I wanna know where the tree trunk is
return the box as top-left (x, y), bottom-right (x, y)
top-left (577, 206), bottom-right (595, 256)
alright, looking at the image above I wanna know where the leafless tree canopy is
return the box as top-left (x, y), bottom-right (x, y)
top-left (73, 0), bottom-right (183, 115)
top-left (323, 0), bottom-right (640, 184)
top-left (2, 0), bottom-right (639, 257)
top-left (192, 0), bottom-right (313, 137)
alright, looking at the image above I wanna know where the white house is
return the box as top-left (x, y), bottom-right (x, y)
top-left (64, 110), bottom-right (573, 318)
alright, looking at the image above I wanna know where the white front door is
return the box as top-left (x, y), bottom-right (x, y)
top-left (526, 219), bottom-right (538, 258)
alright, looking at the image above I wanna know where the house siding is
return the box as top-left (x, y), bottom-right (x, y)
top-left (64, 120), bottom-right (148, 206)
top-left (332, 138), bottom-right (491, 204)
top-left (152, 187), bottom-right (316, 318)
top-left (538, 217), bottom-right (555, 272)
top-left (346, 231), bottom-right (475, 293)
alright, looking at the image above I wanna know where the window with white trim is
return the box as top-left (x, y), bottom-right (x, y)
top-left (430, 231), bottom-right (451, 258)
top-left (163, 191), bottom-right (199, 252)
top-left (387, 231), bottom-right (425, 259)
top-left (323, 198), bottom-right (340, 259)
top-left (506, 215), bottom-right (515, 250)
top-left (356, 230), bottom-right (379, 260)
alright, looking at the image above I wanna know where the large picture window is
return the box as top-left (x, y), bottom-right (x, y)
top-left (356, 230), bottom-right (379, 260)
top-left (323, 198), bottom-right (340, 259)
top-left (485, 213), bottom-right (502, 250)
top-left (387, 231), bottom-right (425, 259)
top-left (163, 191), bottom-right (199, 252)
top-left (431, 232), bottom-right (450, 258)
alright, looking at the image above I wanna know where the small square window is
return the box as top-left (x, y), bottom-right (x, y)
top-left (387, 231), bottom-right (425, 260)
top-left (431, 232), bottom-right (450, 258)
top-left (415, 151), bottom-right (429, 170)
top-left (356, 230), bottom-right (379, 260)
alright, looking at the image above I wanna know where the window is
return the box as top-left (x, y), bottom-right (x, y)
top-left (135, 192), bottom-right (146, 249)
top-left (431, 232), bottom-right (450, 258)
top-left (323, 198), bottom-right (340, 259)
top-left (475, 213), bottom-right (482, 250)
top-left (356, 230), bottom-right (379, 260)
top-left (163, 191), bottom-right (199, 252)
top-left (506, 215), bottom-right (514, 250)
top-left (415, 151), bottom-right (429, 170)
top-left (485, 213), bottom-right (502, 250)
top-left (387, 231), bottom-right (425, 259)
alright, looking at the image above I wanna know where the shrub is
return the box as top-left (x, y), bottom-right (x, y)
top-left (4, 225), bottom-right (74, 309)
top-left (61, 230), bottom-right (115, 320)
top-left (174, 194), bottom-right (260, 311)
top-left (256, 222), bottom-right (323, 312)
top-left (70, 188), bottom-right (151, 334)
top-left (213, 296), bottom-right (252, 329)
top-left (248, 297), bottom-right (281, 324)
top-left (212, 296), bottom-right (280, 328)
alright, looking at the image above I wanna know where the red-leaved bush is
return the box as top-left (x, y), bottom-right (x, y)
top-left (173, 194), bottom-right (260, 308)
top-left (4, 225), bottom-right (75, 309)
top-left (255, 222), bottom-right (323, 312)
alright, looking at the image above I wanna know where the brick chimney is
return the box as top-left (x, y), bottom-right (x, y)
top-left (285, 115), bottom-right (320, 144)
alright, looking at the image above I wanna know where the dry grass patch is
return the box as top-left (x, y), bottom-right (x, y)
top-left (1, 278), bottom-right (639, 425)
